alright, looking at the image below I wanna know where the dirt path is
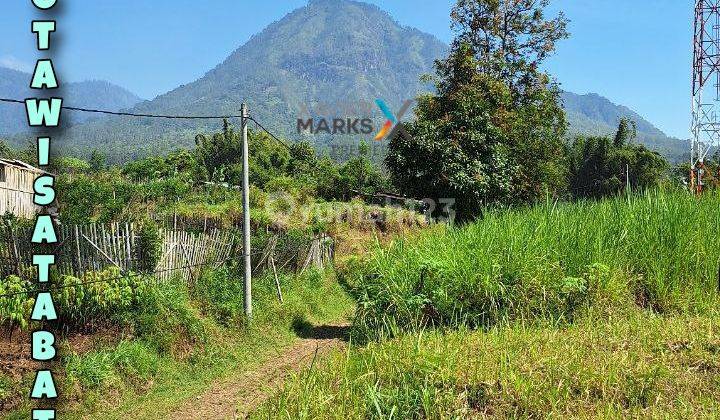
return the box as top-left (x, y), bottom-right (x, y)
top-left (171, 324), bottom-right (349, 420)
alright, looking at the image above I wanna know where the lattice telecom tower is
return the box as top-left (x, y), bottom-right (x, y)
top-left (692, 0), bottom-right (720, 192)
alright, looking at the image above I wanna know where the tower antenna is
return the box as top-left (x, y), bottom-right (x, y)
top-left (692, 0), bottom-right (720, 193)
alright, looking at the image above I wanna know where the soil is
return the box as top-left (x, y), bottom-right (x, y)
top-left (0, 331), bottom-right (36, 382)
top-left (170, 324), bottom-right (350, 420)
top-left (0, 326), bottom-right (128, 413)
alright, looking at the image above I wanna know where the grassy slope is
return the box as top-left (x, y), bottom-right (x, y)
top-left (348, 188), bottom-right (720, 340)
top-left (254, 310), bottom-right (720, 418)
top-left (255, 188), bottom-right (720, 418)
top-left (2, 268), bottom-right (354, 419)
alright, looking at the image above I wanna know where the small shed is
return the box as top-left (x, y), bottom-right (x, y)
top-left (0, 159), bottom-right (49, 219)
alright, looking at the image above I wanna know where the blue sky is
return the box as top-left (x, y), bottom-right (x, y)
top-left (0, 0), bottom-right (691, 139)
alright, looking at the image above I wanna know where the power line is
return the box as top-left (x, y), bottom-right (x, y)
top-left (1, 97), bottom-right (295, 149)
top-left (0, 98), bottom-right (244, 120)
top-left (248, 116), bottom-right (293, 151)
top-left (0, 259), bottom-right (229, 299)
top-left (0, 97), bottom-right (298, 317)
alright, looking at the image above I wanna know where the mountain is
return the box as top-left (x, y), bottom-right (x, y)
top-left (0, 66), bottom-right (142, 136)
top-left (3, 0), bottom-right (686, 163)
top-left (561, 92), bottom-right (687, 162)
top-left (43, 0), bottom-right (448, 161)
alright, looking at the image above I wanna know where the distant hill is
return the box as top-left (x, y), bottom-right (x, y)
top-left (561, 92), bottom-right (687, 162)
top-left (0, 66), bottom-right (142, 136)
top-left (43, 0), bottom-right (446, 161)
top-left (1, 0), bottom-right (686, 163)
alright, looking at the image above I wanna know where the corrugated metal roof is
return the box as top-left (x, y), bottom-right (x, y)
top-left (0, 159), bottom-right (48, 175)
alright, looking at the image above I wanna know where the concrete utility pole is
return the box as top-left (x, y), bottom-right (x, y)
top-left (241, 103), bottom-right (252, 319)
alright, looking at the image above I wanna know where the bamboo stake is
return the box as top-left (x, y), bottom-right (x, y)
top-left (270, 253), bottom-right (283, 303)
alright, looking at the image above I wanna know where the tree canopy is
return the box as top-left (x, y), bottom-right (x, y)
top-left (386, 0), bottom-right (569, 220)
top-left (567, 119), bottom-right (668, 199)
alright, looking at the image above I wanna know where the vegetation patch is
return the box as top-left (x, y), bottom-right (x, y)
top-left (254, 310), bottom-right (720, 419)
top-left (347, 189), bottom-right (720, 341)
top-left (0, 266), bottom-right (354, 418)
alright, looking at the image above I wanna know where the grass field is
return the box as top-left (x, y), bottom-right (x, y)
top-left (347, 188), bottom-right (720, 341)
top-left (255, 188), bottom-right (720, 418)
top-left (6, 188), bottom-right (720, 418)
top-left (254, 310), bottom-right (720, 418)
top-left (1, 267), bottom-right (354, 419)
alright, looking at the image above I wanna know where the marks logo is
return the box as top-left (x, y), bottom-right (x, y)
top-left (374, 99), bottom-right (413, 141)
top-left (297, 99), bottom-right (414, 141)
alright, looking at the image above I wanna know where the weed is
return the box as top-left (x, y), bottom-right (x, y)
top-left (50, 265), bottom-right (353, 418)
top-left (0, 373), bottom-right (13, 403)
top-left (65, 351), bottom-right (117, 389)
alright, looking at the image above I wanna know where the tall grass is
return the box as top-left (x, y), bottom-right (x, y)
top-left (350, 188), bottom-right (720, 340)
top-left (254, 310), bottom-right (720, 419)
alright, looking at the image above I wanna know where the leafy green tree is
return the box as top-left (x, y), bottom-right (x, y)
top-left (12, 139), bottom-right (40, 166)
top-left (194, 120), bottom-right (292, 188)
top-left (122, 155), bottom-right (169, 181)
top-left (194, 119), bottom-right (242, 182)
top-left (386, 0), bottom-right (569, 219)
top-left (613, 118), bottom-right (637, 147)
top-left (567, 121), bottom-right (668, 199)
top-left (288, 141), bottom-right (318, 177)
top-left (336, 142), bottom-right (389, 200)
top-left (52, 156), bottom-right (91, 175)
top-left (123, 149), bottom-right (203, 183)
top-left (89, 149), bottom-right (107, 173)
top-left (450, 0), bottom-right (569, 86)
top-left (314, 156), bottom-right (342, 201)
top-left (245, 130), bottom-right (291, 188)
top-left (57, 171), bottom-right (140, 224)
top-left (0, 140), bottom-right (18, 161)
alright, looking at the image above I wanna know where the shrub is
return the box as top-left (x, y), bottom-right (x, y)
top-left (0, 276), bottom-right (32, 332)
top-left (65, 351), bottom-right (117, 389)
top-left (111, 340), bottom-right (160, 381)
top-left (193, 266), bottom-right (245, 324)
top-left (0, 267), bottom-right (154, 333)
top-left (55, 267), bottom-right (153, 328)
top-left (132, 279), bottom-right (209, 354)
top-left (135, 219), bottom-right (162, 272)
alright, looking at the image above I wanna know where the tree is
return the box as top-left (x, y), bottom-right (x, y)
top-left (194, 119), bottom-right (242, 182)
top-left (386, 0), bottom-right (569, 220)
top-left (567, 120), bottom-right (668, 199)
top-left (52, 156), bottom-right (91, 176)
top-left (89, 149), bottom-right (107, 173)
top-left (288, 141), bottom-right (318, 177)
top-left (194, 120), bottom-right (293, 188)
top-left (245, 130), bottom-right (290, 188)
top-left (314, 156), bottom-right (341, 201)
top-left (449, 0), bottom-right (568, 90)
top-left (0, 140), bottom-right (18, 160)
top-left (336, 142), bottom-right (389, 200)
top-left (613, 118), bottom-right (637, 147)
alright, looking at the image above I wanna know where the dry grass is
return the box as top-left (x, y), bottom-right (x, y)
top-left (254, 309), bottom-right (720, 419)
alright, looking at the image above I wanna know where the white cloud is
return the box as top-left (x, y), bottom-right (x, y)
top-left (0, 55), bottom-right (33, 73)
